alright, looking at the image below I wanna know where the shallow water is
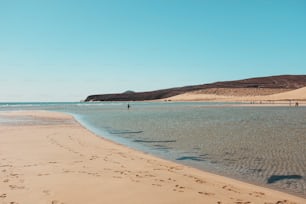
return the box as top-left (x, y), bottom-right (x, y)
top-left (1, 102), bottom-right (305, 197)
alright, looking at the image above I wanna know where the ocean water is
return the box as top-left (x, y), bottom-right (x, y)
top-left (0, 102), bottom-right (305, 197)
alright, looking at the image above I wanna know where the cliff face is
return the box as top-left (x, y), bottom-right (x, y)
top-left (85, 75), bottom-right (306, 101)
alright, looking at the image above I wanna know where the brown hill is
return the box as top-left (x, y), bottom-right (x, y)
top-left (84, 75), bottom-right (306, 101)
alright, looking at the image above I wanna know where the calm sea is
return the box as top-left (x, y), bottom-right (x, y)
top-left (0, 102), bottom-right (305, 197)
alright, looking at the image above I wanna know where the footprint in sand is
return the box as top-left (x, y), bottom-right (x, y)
top-left (249, 191), bottom-right (265, 198)
top-left (0, 165), bottom-right (12, 168)
top-left (153, 178), bottom-right (165, 183)
top-left (23, 164), bottom-right (38, 167)
top-left (195, 179), bottom-right (206, 184)
top-left (173, 184), bottom-right (185, 192)
top-left (167, 178), bottom-right (176, 182)
top-left (10, 173), bottom-right (19, 177)
top-left (89, 155), bottom-right (99, 160)
top-left (274, 200), bottom-right (294, 204)
top-left (0, 193), bottom-right (7, 198)
top-left (9, 185), bottom-right (25, 190)
top-left (235, 202), bottom-right (251, 204)
top-left (42, 190), bottom-right (50, 195)
top-left (51, 200), bottom-right (64, 204)
top-left (198, 191), bottom-right (215, 196)
top-left (222, 185), bottom-right (240, 193)
top-left (37, 173), bottom-right (50, 176)
top-left (3, 179), bottom-right (9, 183)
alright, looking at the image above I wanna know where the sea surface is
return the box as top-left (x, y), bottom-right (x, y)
top-left (0, 102), bottom-right (305, 197)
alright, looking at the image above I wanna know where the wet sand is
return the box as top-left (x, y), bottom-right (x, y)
top-left (0, 111), bottom-right (305, 204)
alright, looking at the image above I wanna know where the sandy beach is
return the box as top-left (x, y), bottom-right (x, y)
top-left (164, 87), bottom-right (306, 106)
top-left (0, 111), bottom-right (305, 204)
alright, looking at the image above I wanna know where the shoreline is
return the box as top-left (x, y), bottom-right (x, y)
top-left (160, 86), bottom-right (306, 105)
top-left (157, 100), bottom-right (306, 106)
top-left (0, 110), bottom-right (305, 203)
top-left (72, 107), bottom-right (306, 199)
top-left (57, 109), bottom-right (305, 198)
top-left (157, 97), bottom-right (306, 106)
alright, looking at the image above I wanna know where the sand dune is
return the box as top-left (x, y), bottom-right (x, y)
top-left (165, 87), bottom-right (306, 104)
top-left (264, 87), bottom-right (306, 101)
top-left (0, 111), bottom-right (305, 203)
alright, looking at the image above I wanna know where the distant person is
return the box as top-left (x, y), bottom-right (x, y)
top-left (127, 104), bottom-right (130, 110)
top-left (295, 102), bottom-right (299, 107)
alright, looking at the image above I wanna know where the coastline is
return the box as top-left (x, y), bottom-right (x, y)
top-left (0, 110), bottom-right (305, 204)
top-left (161, 86), bottom-right (306, 106)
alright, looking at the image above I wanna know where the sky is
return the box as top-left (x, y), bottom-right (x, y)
top-left (0, 0), bottom-right (305, 102)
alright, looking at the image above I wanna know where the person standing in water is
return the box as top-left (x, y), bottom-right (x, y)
top-left (127, 104), bottom-right (130, 110)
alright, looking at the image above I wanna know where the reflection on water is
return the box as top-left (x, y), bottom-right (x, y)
top-left (1, 102), bottom-right (305, 197)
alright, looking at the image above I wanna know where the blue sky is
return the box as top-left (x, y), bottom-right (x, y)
top-left (0, 0), bottom-right (305, 101)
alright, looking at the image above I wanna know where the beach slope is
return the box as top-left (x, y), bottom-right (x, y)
top-left (0, 111), bottom-right (304, 204)
top-left (165, 86), bottom-right (306, 103)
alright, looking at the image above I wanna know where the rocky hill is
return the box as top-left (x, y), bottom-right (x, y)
top-left (84, 75), bottom-right (306, 101)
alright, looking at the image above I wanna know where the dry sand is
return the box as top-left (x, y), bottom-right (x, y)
top-left (0, 111), bottom-right (305, 204)
top-left (165, 87), bottom-right (306, 105)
